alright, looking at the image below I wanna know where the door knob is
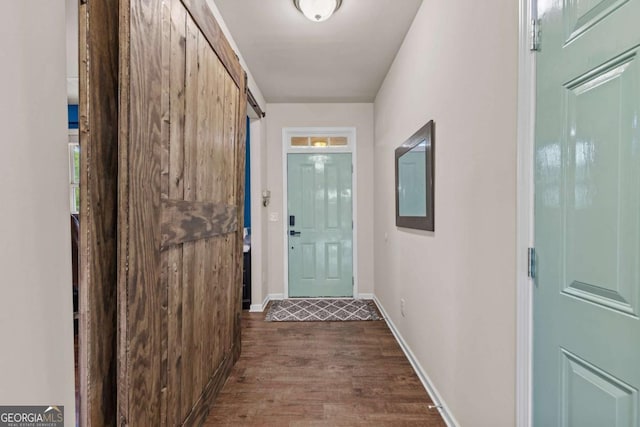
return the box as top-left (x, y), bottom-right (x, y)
top-left (289, 230), bottom-right (301, 236)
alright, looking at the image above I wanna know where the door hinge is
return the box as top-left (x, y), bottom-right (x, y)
top-left (352, 277), bottom-right (354, 287)
top-left (530, 18), bottom-right (541, 52)
top-left (527, 247), bottom-right (536, 279)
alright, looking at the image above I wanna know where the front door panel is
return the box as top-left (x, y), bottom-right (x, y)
top-left (534, 0), bottom-right (640, 425)
top-left (287, 153), bottom-right (353, 297)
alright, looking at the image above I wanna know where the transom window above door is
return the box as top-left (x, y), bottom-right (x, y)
top-left (284, 128), bottom-right (355, 155)
top-left (291, 135), bottom-right (348, 147)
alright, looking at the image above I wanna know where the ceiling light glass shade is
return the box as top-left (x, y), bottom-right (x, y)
top-left (294, 0), bottom-right (343, 22)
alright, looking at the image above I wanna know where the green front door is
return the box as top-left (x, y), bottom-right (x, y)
top-left (287, 153), bottom-right (353, 297)
top-left (534, 0), bottom-right (640, 425)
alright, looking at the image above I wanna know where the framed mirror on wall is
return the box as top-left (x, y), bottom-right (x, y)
top-left (395, 120), bottom-right (435, 231)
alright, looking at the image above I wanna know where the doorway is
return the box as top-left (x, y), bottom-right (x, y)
top-left (282, 128), bottom-right (357, 298)
top-left (287, 153), bottom-right (353, 297)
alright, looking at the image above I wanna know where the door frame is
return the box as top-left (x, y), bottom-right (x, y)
top-left (282, 127), bottom-right (358, 299)
top-left (516, 0), bottom-right (536, 425)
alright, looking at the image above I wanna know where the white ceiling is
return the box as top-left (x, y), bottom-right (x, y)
top-left (214, 0), bottom-right (423, 103)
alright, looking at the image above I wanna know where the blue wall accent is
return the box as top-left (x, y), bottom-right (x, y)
top-left (244, 117), bottom-right (251, 228)
top-left (68, 105), bottom-right (79, 129)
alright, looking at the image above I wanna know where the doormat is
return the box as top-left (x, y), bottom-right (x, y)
top-left (265, 299), bottom-right (382, 322)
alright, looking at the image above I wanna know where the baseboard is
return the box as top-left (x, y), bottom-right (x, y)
top-left (249, 304), bottom-right (264, 312)
top-left (372, 295), bottom-right (459, 427)
top-left (357, 293), bottom-right (375, 299)
top-left (249, 293), bottom-right (284, 312)
top-left (249, 295), bottom-right (270, 312)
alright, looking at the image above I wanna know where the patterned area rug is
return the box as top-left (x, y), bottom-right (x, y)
top-left (265, 299), bottom-right (382, 322)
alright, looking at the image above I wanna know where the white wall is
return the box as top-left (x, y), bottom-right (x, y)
top-left (66, 0), bottom-right (78, 103)
top-left (0, 2), bottom-right (76, 426)
top-left (249, 118), bottom-right (269, 308)
top-left (374, 1), bottom-right (518, 426)
top-left (265, 104), bottom-right (375, 297)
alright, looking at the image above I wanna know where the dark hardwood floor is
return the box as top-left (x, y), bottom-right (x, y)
top-left (74, 330), bottom-right (79, 427)
top-left (204, 307), bottom-right (446, 426)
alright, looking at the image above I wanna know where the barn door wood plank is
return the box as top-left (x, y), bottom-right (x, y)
top-left (159, 0), bottom-right (174, 425)
top-left (78, 0), bottom-right (119, 424)
top-left (222, 74), bottom-right (239, 354)
top-left (192, 29), bottom-right (208, 398)
top-left (210, 55), bottom-right (225, 371)
top-left (211, 59), bottom-right (223, 362)
top-left (234, 73), bottom-right (247, 361)
top-left (210, 74), bottom-right (222, 381)
top-left (117, 0), bottom-right (131, 423)
top-left (124, 0), bottom-right (165, 423)
top-left (202, 39), bottom-right (216, 386)
top-left (167, 3), bottom-right (187, 424)
top-left (179, 13), bottom-right (199, 421)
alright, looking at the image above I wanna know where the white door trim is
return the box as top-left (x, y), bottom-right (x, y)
top-left (282, 127), bottom-right (358, 299)
top-left (516, 0), bottom-right (536, 425)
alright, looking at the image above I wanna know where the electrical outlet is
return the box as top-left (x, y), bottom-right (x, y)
top-left (400, 298), bottom-right (406, 317)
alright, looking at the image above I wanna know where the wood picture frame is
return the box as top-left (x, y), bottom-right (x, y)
top-left (395, 120), bottom-right (435, 231)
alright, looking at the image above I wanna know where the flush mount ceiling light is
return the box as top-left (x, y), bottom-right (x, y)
top-left (293, 0), bottom-right (343, 22)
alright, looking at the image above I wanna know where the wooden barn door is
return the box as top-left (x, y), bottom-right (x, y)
top-left (118, 0), bottom-right (247, 425)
